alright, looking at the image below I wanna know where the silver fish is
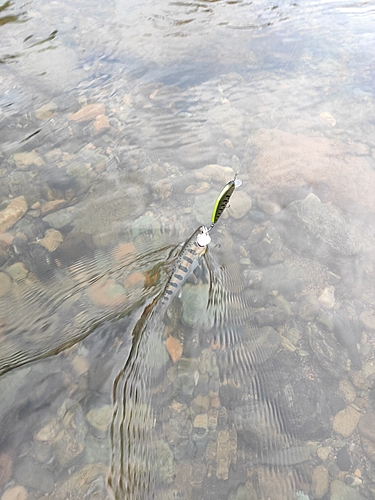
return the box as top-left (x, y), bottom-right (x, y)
top-left (157, 225), bottom-right (211, 316)
top-left (109, 225), bottom-right (211, 499)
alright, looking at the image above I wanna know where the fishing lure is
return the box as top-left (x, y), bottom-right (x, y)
top-left (210, 177), bottom-right (242, 227)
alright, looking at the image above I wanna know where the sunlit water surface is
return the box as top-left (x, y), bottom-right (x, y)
top-left (1, 0), bottom-right (375, 499)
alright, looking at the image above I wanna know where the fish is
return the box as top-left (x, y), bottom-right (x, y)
top-left (109, 225), bottom-right (211, 499)
top-left (157, 225), bottom-right (211, 316)
top-left (211, 177), bottom-right (242, 226)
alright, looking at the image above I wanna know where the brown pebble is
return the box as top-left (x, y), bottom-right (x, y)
top-left (71, 355), bottom-right (90, 376)
top-left (93, 114), bottom-right (110, 134)
top-left (1, 485), bottom-right (28, 500)
top-left (0, 272), bottom-right (12, 298)
top-left (41, 199), bottom-right (66, 215)
top-left (333, 405), bottom-right (361, 438)
top-left (68, 103), bottom-right (105, 122)
top-left (124, 271), bottom-right (145, 288)
top-left (165, 336), bottom-right (183, 363)
top-left (149, 89), bottom-right (159, 99)
top-left (210, 396), bottom-right (220, 408)
top-left (0, 233), bottom-right (14, 246)
top-left (88, 277), bottom-right (126, 308)
top-left (184, 182), bottom-right (211, 195)
top-left (95, 162), bottom-right (106, 173)
top-left (0, 196), bottom-right (28, 233)
top-left (0, 452), bottom-right (13, 487)
top-left (112, 242), bottom-right (136, 264)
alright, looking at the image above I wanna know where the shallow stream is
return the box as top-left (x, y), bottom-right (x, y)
top-left (1, 0), bottom-right (375, 499)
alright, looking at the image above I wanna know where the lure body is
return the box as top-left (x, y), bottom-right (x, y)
top-left (158, 226), bottom-right (210, 315)
top-left (211, 178), bottom-right (242, 226)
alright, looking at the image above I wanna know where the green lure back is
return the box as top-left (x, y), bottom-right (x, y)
top-left (211, 178), bottom-right (241, 225)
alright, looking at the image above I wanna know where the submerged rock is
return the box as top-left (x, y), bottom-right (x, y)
top-left (330, 479), bottom-right (365, 500)
top-left (53, 400), bottom-right (87, 466)
top-left (13, 151), bottom-right (43, 169)
top-left (312, 465), bottom-right (329, 499)
top-left (1, 485), bottom-right (28, 500)
top-left (308, 324), bottom-right (349, 378)
top-left (0, 196), bottom-right (28, 233)
top-left (333, 312), bottom-right (362, 371)
top-left (0, 452), bottom-right (13, 488)
top-left (215, 426), bottom-right (237, 480)
top-left (86, 405), bottom-right (112, 438)
top-left (227, 191), bottom-right (252, 219)
top-left (249, 128), bottom-right (375, 216)
top-left (13, 455), bottom-right (54, 493)
top-left (68, 103), bottom-right (105, 122)
top-left (0, 272), bottom-right (12, 297)
top-left (258, 445), bottom-right (311, 466)
top-left (277, 194), bottom-right (370, 261)
top-left (181, 283), bottom-right (210, 327)
top-left (358, 410), bottom-right (375, 463)
top-left (51, 462), bottom-right (108, 500)
top-left (332, 405), bottom-right (361, 438)
top-left (38, 228), bottom-right (64, 252)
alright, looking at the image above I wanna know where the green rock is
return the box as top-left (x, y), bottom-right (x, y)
top-left (86, 404), bottom-right (112, 437)
top-left (6, 262), bottom-right (28, 280)
top-left (228, 484), bottom-right (259, 500)
top-left (181, 283), bottom-right (210, 327)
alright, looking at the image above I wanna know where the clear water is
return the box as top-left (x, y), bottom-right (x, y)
top-left (1, 0), bottom-right (375, 498)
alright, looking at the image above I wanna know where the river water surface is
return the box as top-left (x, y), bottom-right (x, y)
top-left (1, 0), bottom-right (375, 499)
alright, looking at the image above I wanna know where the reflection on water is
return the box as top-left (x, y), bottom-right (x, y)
top-left (1, 0), bottom-right (375, 498)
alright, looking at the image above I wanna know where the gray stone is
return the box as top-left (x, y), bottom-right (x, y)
top-left (0, 367), bottom-right (31, 424)
top-left (193, 190), bottom-right (219, 226)
top-left (358, 411), bottom-right (375, 463)
top-left (181, 283), bottom-right (210, 327)
top-left (330, 479), bottom-right (365, 500)
top-left (312, 465), bottom-right (329, 499)
top-left (50, 462), bottom-right (107, 500)
top-left (85, 434), bottom-right (111, 465)
top-left (43, 208), bottom-right (74, 229)
top-left (308, 323), bottom-right (349, 378)
top-left (227, 191), bottom-right (252, 219)
top-left (261, 260), bottom-right (309, 300)
top-left (13, 455), bottom-right (55, 493)
top-left (277, 194), bottom-right (372, 260)
top-left (53, 399), bottom-right (87, 466)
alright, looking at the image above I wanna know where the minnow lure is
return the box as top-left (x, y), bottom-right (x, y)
top-left (157, 225), bottom-right (211, 315)
top-left (210, 177), bottom-right (242, 227)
